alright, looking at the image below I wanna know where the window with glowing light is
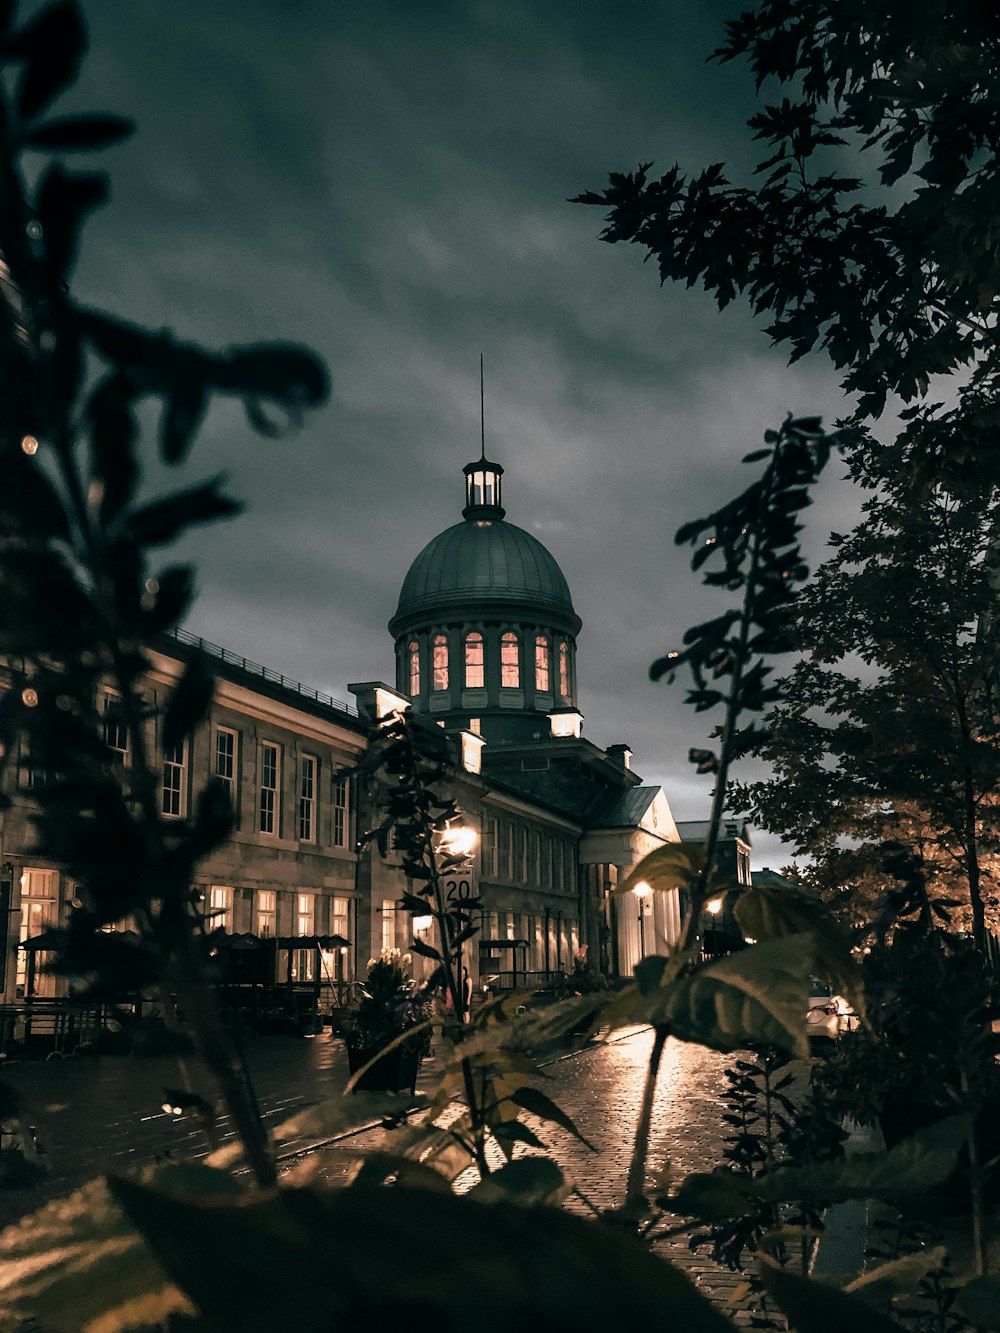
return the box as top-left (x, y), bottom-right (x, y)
top-left (432, 634), bottom-right (448, 691)
top-left (464, 632), bottom-right (484, 688)
top-left (501, 631), bottom-right (519, 687)
top-left (208, 885), bottom-right (233, 933)
top-left (558, 641), bottom-right (570, 697)
top-left (102, 693), bottom-right (128, 760)
top-left (16, 868), bottom-right (57, 996)
top-left (535, 636), bottom-right (550, 693)
top-left (256, 889), bottom-right (276, 938)
top-left (292, 892), bottom-right (316, 981)
top-left (408, 641), bottom-right (420, 696)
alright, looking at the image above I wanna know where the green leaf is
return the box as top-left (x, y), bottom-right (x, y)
top-left (508, 1085), bottom-right (597, 1151)
top-left (756, 1116), bottom-right (968, 1203)
top-left (163, 657), bottom-right (215, 751)
top-left (668, 1170), bottom-right (757, 1221)
top-left (759, 1258), bottom-right (907, 1333)
top-left (23, 114), bottom-right (134, 151)
top-left (0, 1164), bottom-right (241, 1333)
top-left (218, 1090), bottom-right (428, 1166)
top-left (122, 477), bottom-right (241, 546)
top-left (469, 1157), bottom-right (569, 1205)
top-left (734, 882), bottom-right (867, 1021)
top-left (958, 1276), bottom-right (1000, 1329)
top-left (10, 0), bottom-right (85, 120)
top-left (845, 1246), bottom-right (949, 1305)
top-left (108, 1179), bottom-right (739, 1332)
top-left (618, 842), bottom-right (706, 896)
top-left (653, 935), bottom-right (814, 1057)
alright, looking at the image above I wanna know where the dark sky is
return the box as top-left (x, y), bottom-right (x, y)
top-left (72, 0), bottom-right (862, 868)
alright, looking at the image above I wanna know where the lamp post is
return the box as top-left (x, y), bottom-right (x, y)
top-left (430, 822), bottom-right (479, 1017)
top-left (633, 880), bottom-right (651, 963)
top-left (704, 896), bottom-right (722, 958)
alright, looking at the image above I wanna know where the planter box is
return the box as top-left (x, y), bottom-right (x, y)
top-left (346, 1043), bottom-right (420, 1094)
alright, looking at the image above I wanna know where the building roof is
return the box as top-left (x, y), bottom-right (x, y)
top-left (588, 786), bottom-right (660, 830)
top-left (676, 819), bottom-right (752, 845)
top-left (390, 517), bottom-right (580, 634)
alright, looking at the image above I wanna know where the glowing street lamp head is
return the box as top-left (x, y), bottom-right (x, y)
top-left (632, 880), bottom-right (652, 900)
top-left (412, 914), bottom-right (434, 931)
top-left (439, 825), bottom-right (477, 859)
top-left (705, 897), bottom-right (723, 915)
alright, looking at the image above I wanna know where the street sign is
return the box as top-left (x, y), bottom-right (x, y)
top-left (442, 862), bottom-right (476, 906)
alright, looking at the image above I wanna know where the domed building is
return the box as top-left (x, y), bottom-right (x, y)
top-left (389, 453), bottom-right (582, 746)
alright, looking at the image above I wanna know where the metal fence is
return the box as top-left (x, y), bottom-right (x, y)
top-left (166, 627), bottom-right (358, 718)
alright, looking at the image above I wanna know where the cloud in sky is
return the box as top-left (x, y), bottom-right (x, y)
top-left (71, 0), bottom-right (867, 868)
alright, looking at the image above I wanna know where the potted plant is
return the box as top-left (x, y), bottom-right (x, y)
top-left (338, 948), bottom-right (431, 1093)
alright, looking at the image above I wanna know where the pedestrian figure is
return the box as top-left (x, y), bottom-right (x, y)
top-left (462, 965), bottom-right (473, 1020)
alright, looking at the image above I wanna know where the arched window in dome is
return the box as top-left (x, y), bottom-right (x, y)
top-left (558, 641), bottom-right (570, 698)
top-left (501, 632), bottom-right (519, 688)
top-left (408, 642), bottom-right (420, 697)
top-left (433, 634), bottom-right (448, 691)
top-left (464, 632), bottom-right (485, 688)
top-left (535, 635), bottom-right (550, 693)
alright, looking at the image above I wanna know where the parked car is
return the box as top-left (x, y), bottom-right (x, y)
top-left (807, 980), bottom-right (856, 1047)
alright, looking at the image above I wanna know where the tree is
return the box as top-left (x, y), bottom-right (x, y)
top-left (574, 1), bottom-right (1000, 427)
top-left (731, 442), bottom-right (1000, 947)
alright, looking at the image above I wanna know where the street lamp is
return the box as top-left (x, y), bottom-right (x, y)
top-left (437, 824), bottom-right (478, 860)
top-left (633, 880), bottom-right (651, 962)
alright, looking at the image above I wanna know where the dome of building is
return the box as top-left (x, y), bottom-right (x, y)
top-left (391, 518), bottom-right (579, 633)
top-left (388, 451), bottom-right (582, 745)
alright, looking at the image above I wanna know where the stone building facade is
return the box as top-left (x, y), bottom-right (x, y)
top-left (0, 451), bottom-right (715, 1001)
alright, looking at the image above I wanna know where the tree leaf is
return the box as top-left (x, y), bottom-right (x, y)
top-left (10, 0), bottom-right (85, 120)
top-left (618, 842), bottom-right (706, 896)
top-left (122, 477), bottom-right (241, 546)
top-left (957, 1276), bottom-right (1000, 1329)
top-left (734, 882), bottom-right (867, 1021)
top-left (469, 1157), bottom-right (568, 1205)
top-left (652, 936), bottom-right (815, 1057)
top-left (23, 114), bottom-right (134, 151)
top-left (759, 1258), bottom-right (906, 1333)
top-left (163, 657), bottom-right (215, 751)
top-left (508, 1085), bottom-right (596, 1151)
top-left (844, 1246), bottom-right (949, 1305)
top-left (106, 1178), bottom-right (739, 1333)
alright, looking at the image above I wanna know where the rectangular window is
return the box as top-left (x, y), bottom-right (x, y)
top-left (16, 868), bottom-right (58, 997)
top-left (519, 825), bottom-right (529, 882)
top-left (215, 726), bottom-right (238, 804)
top-left (381, 901), bottom-right (397, 953)
top-left (259, 742), bottom-right (280, 835)
top-left (500, 821), bottom-right (513, 880)
top-left (333, 776), bottom-right (349, 847)
top-left (256, 888), bottom-right (276, 938)
top-left (298, 754), bottom-right (317, 842)
top-left (432, 635), bottom-right (448, 691)
top-left (161, 740), bottom-right (186, 818)
top-left (292, 892), bottom-right (316, 981)
top-left (208, 885), bottom-right (233, 933)
top-left (102, 693), bottom-right (128, 760)
top-left (489, 816), bottom-right (499, 877)
top-left (501, 633), bottom-right (519, 688)
top-left (331, 895), bottom-right (350, 939)
top-left (464, 633), bottom-right (485, 688)
top-left (534, 637), bottom-right (550, 693)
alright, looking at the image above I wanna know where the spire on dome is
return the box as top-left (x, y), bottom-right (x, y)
top-left (463, 354), bottom-right (505, 519)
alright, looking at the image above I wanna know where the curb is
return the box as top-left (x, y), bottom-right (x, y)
top-left (811, 1117), bottom-right (885, 1280)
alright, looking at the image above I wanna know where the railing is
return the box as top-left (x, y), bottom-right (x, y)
top-left (0, 999), bottom-right (110, 1057)
top-left (481, 969), bottom-right (567, 994)
top-left (165, 627), bottom-right (358, 718)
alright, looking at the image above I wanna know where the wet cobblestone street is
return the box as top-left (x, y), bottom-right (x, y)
top-left (0, 1026), bottom-right (747, 1311)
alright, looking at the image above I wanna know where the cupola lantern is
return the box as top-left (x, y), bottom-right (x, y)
top-left (462, 455), bottom-right (505, 520)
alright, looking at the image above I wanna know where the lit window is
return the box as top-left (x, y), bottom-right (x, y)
top-left (501, 632), bottom-right (519, 688)
top-left (465, 632), bottom-right (484, 688)
top-left (559, 642), bottom-right (570, 697)
top-left (256, 889), bottom-right (276, 938)
top-left (292, 892), bottom-right (316, 981)
top-left (535, 636), bottom-right (550, 693)
top-left (259, 742), bottom-right (280, 835)
top-left (468, 717), bottom-right (481, 734)
top-left (333, 776), bottom-right (349, 847)
top-left (208, 885), bottom-right (233, 933)
top-left (408, 641), bottom-right (420, 696)
top-left (433, 634), bottom-right (448, 691)
top-left (161, 740), bottom-right (186, 818)
top-left (102, 693), bottom-right (128, 760)
top-left (16, 868), bottom-right (57, 997)
top-left (298, 755), bottom-right (317, 842)
top-left (215, 727), bottom-right (238, 805)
